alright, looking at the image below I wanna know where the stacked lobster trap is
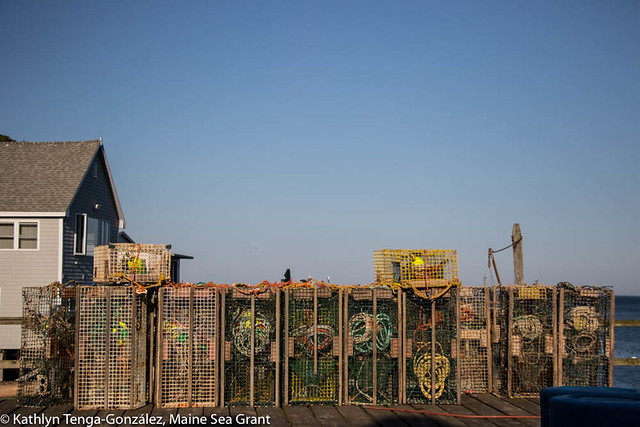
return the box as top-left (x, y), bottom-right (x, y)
top-left (156, 286), bottom-right (219, 407)
top-left (93, 243), bottom-right (172, 283)
top-left (402, 287), bottom-right (460, 404)
top-left (345, 287), bottom-right (401, 405)
top-left (557, 284), bottom-right (613, 387)
top-left (221, 286), bottom-right (280, 406)
top-left (18, 286), bottom-right (76, 406)
top-left (374, 249), bottom-right (459, 290)
top-left (75, 286), bottom-right (147, 409)
top-left (284, 287), bottom-right (342, 405)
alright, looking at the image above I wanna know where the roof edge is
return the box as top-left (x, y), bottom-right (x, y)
top-left (0, 212), bottom-right (66, 217)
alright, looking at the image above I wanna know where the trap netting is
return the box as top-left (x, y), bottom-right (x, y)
top-left (491, 286), bottom-right (508, 395)
top-left (75, 286), bottom-right (147, 410)
top-left (19, 286), bottom-right (76, 406)
top-left (285, 286), bottom-right (341, 405)
top-left (558, 284), bottom-right (613, 387)
top-left (222, 287), bottom-right (279, 406)
top-left (93, 243), bottom-right (171, 283)
top-left (403, 288), bottom-right (459, 404)
top-left (374, 249), bottom-right (459, 288)
top-left (458, 286), bottom-right (490, 393)
top-left (346, 286), bottom-right (400, 405)
top-left (507, 286), bottom-right (556, 397)
top-left (157, 286), bottom-right (218, 407)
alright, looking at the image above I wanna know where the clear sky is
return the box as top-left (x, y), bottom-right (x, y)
top-left (1, 1), bottom-right (639, 294)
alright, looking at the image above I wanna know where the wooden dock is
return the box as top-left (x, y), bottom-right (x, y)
top-left (0, 394), bottom-right (540, 427)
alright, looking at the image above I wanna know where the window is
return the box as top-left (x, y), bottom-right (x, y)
top-left (75, 214), bottom-right (86, 255)
top-left (76, 214), bottom-right (110, 256)
top-left (0, 221), bottom-right (38, 250)
top-left (19, 223), bottom-right (38, 249)
top-left (0, 223), bottom-right (14, 249)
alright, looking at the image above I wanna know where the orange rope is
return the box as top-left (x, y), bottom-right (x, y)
top-left (363, 406), bottom-right (541, 419)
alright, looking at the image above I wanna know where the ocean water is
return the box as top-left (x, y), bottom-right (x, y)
top-left (614, 295), bottom-right (640, 389)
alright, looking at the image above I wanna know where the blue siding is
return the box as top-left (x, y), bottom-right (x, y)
top-left (63, 148), bottom-right (120, 283)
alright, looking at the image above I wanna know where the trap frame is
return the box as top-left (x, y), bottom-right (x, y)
top-left (557, 285), bottom-right (614, 387)
top-left (93, 243), bottom-right (171, 284)
top-left (345, 286), bottom-right (401, 405)
top-left (156, 286), bottom-right (219, 407)
top-left (75, 286), bottom-right (147, 410)
top-left (458, 286), bottom-right (491, 393)
top-left (284, 286), bottom-right (342, 405)
top-left (221, 286), bottom-right (280, 406)
top-left (402, 287), bottom-right (460, 404)
top-left (505, 285), bottom-right (557, 398)
top-left (374, 249), bottom-right (459, 289)
top-left (18, 286), bottom-right (76, 406)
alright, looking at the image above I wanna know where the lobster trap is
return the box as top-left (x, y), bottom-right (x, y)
top-left (557, 285), bottom-right (614, 387)
top-left (284, 286), bottom-right (342, 405)
top-left (504, 285), bottom-right (557, 398)
top-left (75, 286), bottom-right (147, 410)
top-left (374, 249), bottom-right (459, 289)
top-left (345, 286), bottom-right (400, 405)
top-left (221, 287), bottom-right (280, 406)
top-left (156, 287), bottom-right (219, 407)
top-left (458, 286), bottom-right (491, 393)
top-left (93, 243), bottom-right (172, 283)
top-left (18, 286), bottom-right (76, 406)
top-left (402, 287), bottom-right (459, 404)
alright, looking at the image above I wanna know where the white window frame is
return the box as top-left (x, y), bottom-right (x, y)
top-left (0, 220), bottom-right (40, 251)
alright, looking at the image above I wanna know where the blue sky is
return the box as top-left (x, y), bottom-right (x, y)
top-left (2, 1), bottom-right (639, 293)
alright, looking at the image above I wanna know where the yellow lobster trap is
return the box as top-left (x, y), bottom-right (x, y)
top-left (374, 249), bottom-right (460, 292)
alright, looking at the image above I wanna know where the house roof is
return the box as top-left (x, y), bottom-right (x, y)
top-left (0, 140), bottom-right (125, 227)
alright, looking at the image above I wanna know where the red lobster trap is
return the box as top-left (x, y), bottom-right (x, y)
top-left (156, 286), bottom-right (219, 407)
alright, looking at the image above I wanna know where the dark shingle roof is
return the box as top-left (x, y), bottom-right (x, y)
top-left (0, 140), bottom-right (101, 213)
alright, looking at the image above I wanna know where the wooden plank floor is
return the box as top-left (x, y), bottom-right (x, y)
top-left (0, 394), bottom-right (540, 427)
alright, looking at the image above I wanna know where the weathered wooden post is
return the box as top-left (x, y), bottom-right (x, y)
top-left (512, 223), bottom-right (523, 285)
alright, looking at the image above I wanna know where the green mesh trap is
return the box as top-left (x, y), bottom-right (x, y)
top-left (403, 288), bottom-right (459, 404)
top-left (75, 286), bottom-right (147, 410)
top-left (345, 286), bottom-right (400, 405)
top-left (156, 287), bottom-right (218, 407)
top-left (18, 286), bottom-right (76, 406)
top-left (285, 286), bottom-right (341, 405)
top-left (222, 287), bottom-right (279, 406)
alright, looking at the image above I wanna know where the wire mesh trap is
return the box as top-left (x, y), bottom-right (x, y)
top-left (75, 286), bottom-right (147, 410)
top-left (558, 284), bottom-right (613, 387)
top-left (345, 286), bottom-right (400, 405)
top-left (221, 287), bottom-right (280, 406)
top-left (403, 287), bottom-right (459, 404)
top-left (93, 243), bottom-right (171, 283)
top-left (18, 286), bottom-right (76, 406)
top-left (156, 286), bottom-right (218, 407)
top-left (458, 286), bottom-right (491, 393)
top-left (505, 285), bottom-right (556, 398)
top-left (374, 249), bottom-right (459, 289)
top-left (285, 286), bottom-right (341, 405)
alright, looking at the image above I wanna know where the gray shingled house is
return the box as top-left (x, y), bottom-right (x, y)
top-left (0, 139), bottom-right (124, 350)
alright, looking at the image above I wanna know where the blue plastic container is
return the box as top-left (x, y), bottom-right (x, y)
top-left (549, 394), bottom-right (640, 427)
top-left (541, 387), bottom-right (639, 427)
